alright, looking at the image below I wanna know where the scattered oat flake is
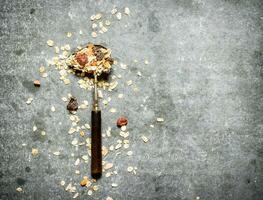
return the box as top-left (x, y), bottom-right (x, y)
top-left (106, 197), bottom-right (113, 200)
top-left (31, 148), bottom-right (39, 156)
top-left (101, 26), bottom-right (108, 33)
top-left (109, 108), bottom-right (117, 113)
top-left (118, 94), bottom-right (124, 99)
top-left (60, 180), bottom-right (65, 186)
top-left (82, 155), bottom-right (89, 161)
top-left (127, 151), bottom-right (133, 156)
top-left (111, 183), bottom-right (118, 187)
top-left (105, 20), bottom-right (111, 26)
top-left (111, 8), bottom-right (117, 15)
top-left (124, 7), bottom-right (130, 15)
top-left (71, 138), bottom-right (78, 146)
top-left (68, 127), bottom-right (76, 134)
top-left (126, 80), bottom-right (133, 86)
top-left (116, 12), bottom-right (122, 20)
top-left (95, 13), bottom-right (102, 20)
top-left (91, 32), bottom-right (97, 38)
top-left (39, 66), bottom-right (45, 73)
top-left (47, 40), bottom-right (54, 47)
top-left (53, 151), bottom-right (60, 156)
top-left (141, 135), bottom-right (149, 143)
top-left (92, 23), bottom-right (97, 29)
top-left (51, 106), bottom-right (56, 112)
top-left (79, 30), bottom-right (83, 35)
top-left (144, 60), bottom-right (149, 64)
top-left (156, 117), bottom-right (164, 122)
top-left (62, 97), bottom-right (67, 102)
top-left (127, 166), bottom-right (133, 172)
top-left (65, 183), bottom-right (76, 193)
top-left (16, 187), bottom-right (23, 192)
top-left (74, 158), bottom-right (80, 166)
top-left (64, 79), bottom-right (71, 85)
top-left (121, 126), bottom-right (127, 131)
top-left (90, 14), bottom-right (96, 20)
top-left (115, 143), bottom-right (122, 150)
top-left (66, 32), bottom-right (72, 37)
top-left (104, 163), bottom-right (113, 170)
top-left (88, 190), bottom-right (93, 195)
top-left (93, 185), bottom-right (99, 191)
top-left (33, 125), bottom-right (37, 132)
top-left (137, 71), bottom-right (142, 76)
top-left (41, 131), bottom-right (46, 136)
top-left (26, 97), bottom-right (33, 105)
top-left (41, 72), bottom-right (48, 78)
top-left (73, 193), bottom-right (79, 199)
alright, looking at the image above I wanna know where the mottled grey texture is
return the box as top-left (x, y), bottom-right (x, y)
top-left (1, 0), bottom-right (263, 199)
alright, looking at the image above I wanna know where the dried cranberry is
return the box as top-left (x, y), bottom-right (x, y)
top-left (76, 53), bottom-right (88, 66)
top-left (117, 117), bottom-right (128, 127)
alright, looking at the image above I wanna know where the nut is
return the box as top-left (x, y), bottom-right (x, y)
top-left (33, 80), bottom-right (41, 87)
top-left (80, 178), bottom-right (88, 187)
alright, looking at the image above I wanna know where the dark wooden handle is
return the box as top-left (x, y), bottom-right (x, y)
top-left (91, 110), bottom-right (102, 179)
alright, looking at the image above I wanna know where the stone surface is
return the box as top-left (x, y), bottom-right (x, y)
top-left (0, 0), bottom-right (263, 200)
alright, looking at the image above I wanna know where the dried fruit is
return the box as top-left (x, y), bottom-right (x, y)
top-left (117, 117), bottom-right (128, 127)
top-left (67, 97), bottom-right (78, 113)
top-left (33, 80), bottom-right (40, 87)
top-left (76, 53), bottom-right (88, 67)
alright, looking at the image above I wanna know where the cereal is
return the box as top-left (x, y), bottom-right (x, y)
top-left (124, 7), bottom-right (130, 15)
top-left (141, 135), bottom-right (149, 143)
top-left (47, 40), bottom-right (54, 47)
top-left (33, 80), bottom-right (41, 87)
top-left (156, 117), bottom-right (164, 122)
top-left (117, 117), bottom-right (128, 127)
top-left (116, 12), bottom-right (122, 20)
top-left (31, 148), bottom-right (39, 156)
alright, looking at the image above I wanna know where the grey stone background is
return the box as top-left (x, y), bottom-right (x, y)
top-left (0, 0), bottom-right (263, 199)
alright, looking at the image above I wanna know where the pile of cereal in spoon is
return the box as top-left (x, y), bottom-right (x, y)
top-left (66, 44), bottom-right (114, 75)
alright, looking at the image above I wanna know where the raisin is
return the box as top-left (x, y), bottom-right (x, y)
top-left (76, 53), bottom-right (88, 66)
top-left (117, 117), bottom-right (128, 127)
top-left (67, 97), bottom-right (78, 113)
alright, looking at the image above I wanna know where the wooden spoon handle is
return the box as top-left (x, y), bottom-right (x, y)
top-left (91, 110), bottom-right (102, 179)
